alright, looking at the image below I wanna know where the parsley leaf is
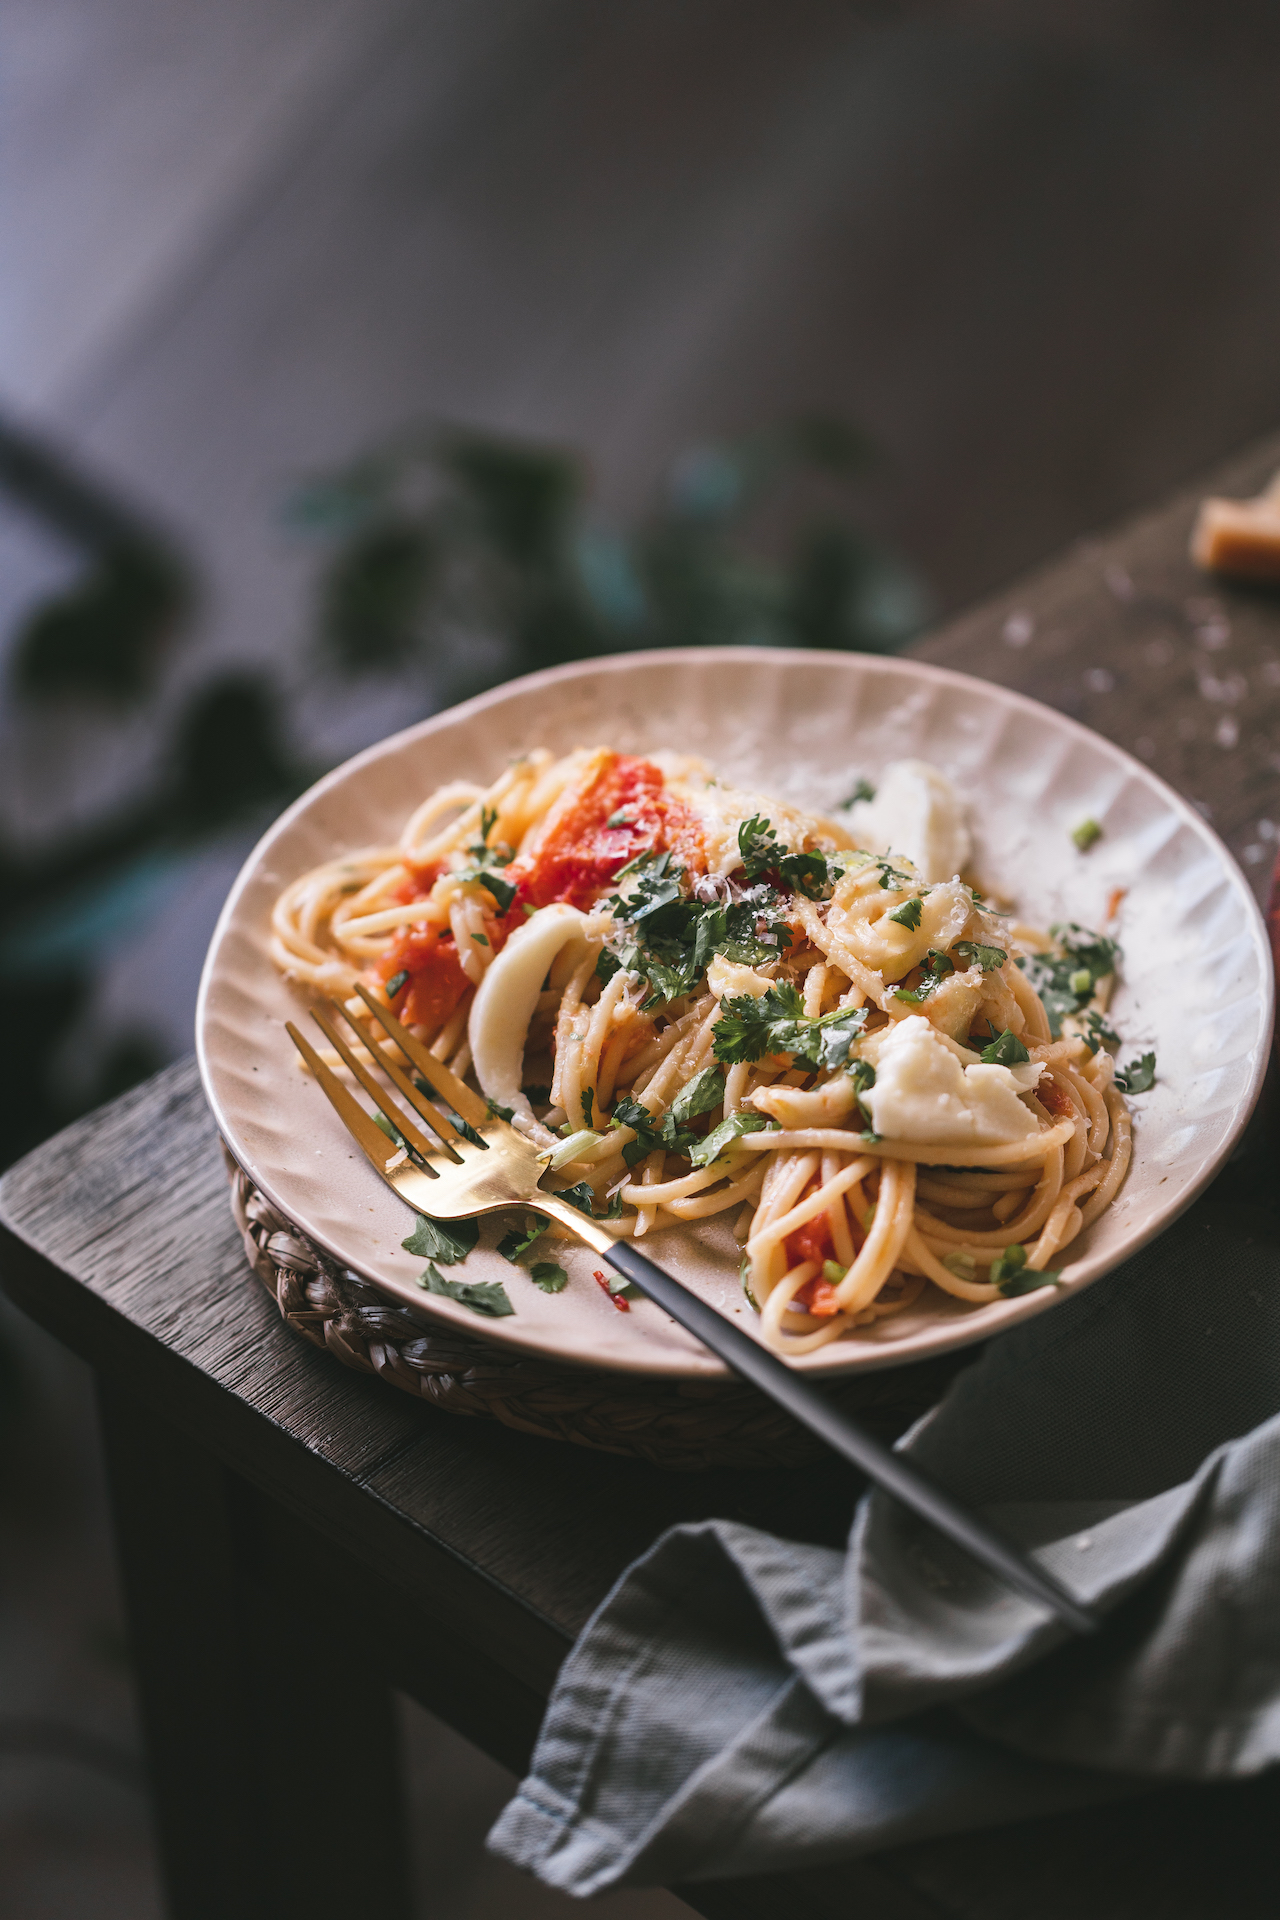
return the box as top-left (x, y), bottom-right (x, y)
top-left (413, 1081), bottom-right (486, 1146)
top-left (479, 805), bottom-right (497, 841)
top-left (497, 1216), bottom-right (546, 1262)
top-left (988, 1244), bottom-right (1059, 1295)
top-left (738, 815), bottom-right (780, 880)
top-left (887, 895), bottom-right (923, 929)
top-left (529, 1260), bottom-right (569, 1293)
top-left (875, 857), bottom-right (915, 890)
top-left (402, 1215), bottom-right (480, 1264)
top-left (1116, 1051), bottom-right (1156, 1093)
top-left (596, 948), bottom-right (622, 984)
top-left (1017, 924), bottom-right (1120, 1037)
top-left (848, 1057), bottom-right (876, 1124)
top-left (841, 778), bottom-right (876, 806)
top-left (688, 1111), bottom-right (778, 1167)
top-left (580, 1088), bottom-right (594, 1128)
top-left (954, 939), bottom-right (1007, 972)
top-left (558, 1181), bottom-right (598, 1216)
top-left (778, 849), bottom-right (835, 900)
top-left (385, 968), bottom-right (410, 1000)
top-left (609, 1093), bottom-right (699, 1165)
top-left (669, 1065), bottom-right (726, 1123)
top-left (485, 1096), bottom-right (515, 1121)
top-left (712, 983), bottom-right (869, 1068)
top-left (419, 1262), bottom-right (515, 1317)
top-left (1081, 1009), bottom-right (1120, 1054)
top-left (894, 949), bottom-right (955, 1003)
top-left (980, 1028), bottom-right (1030, 1066)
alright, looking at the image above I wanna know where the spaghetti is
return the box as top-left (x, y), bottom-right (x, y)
top-left (271, 746), bottom-right (1134, 1353)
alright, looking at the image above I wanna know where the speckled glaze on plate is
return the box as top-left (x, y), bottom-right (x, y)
top-left (196, 649), bottom-right (1273, 1379)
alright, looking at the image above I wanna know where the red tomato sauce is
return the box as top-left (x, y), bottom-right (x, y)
top-left (506, 752), bottom-right (706, 911)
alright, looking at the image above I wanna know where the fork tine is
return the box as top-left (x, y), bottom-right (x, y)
top-left (352, 981), bottom-right (490, 1128)
top-left (286, 1021), bottom-right (410, 1175)
top-left (310, 1006), bottom-right (454, 1175)
top-left (325, 998), bottom-right (468, 1156)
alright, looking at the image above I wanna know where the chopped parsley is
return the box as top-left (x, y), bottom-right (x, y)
top-left (712, 981), bottom-right (869, 1069)
top-left (608, 1093), bottom-right (699, 1165)
top-left (604, 851), bottom-right (793, 1009)
top-left (372, 1109), bottom-right (407, 1149)
top-left (778, 848), bottom-right (839, 900)
top-left (402, 1215), bottom-right (480, 1265)
top-left (485, 1096), bottom-right (515, 1120)
top-left (740, 1250), bottom-right (759, 1310)
top-left (385, 969), bottom-right (410, 1000)
top-left (557, 1180), bottom-right (598, 1216)
top-left (479, 805), bottom-right (497, 841)
top-left (605, 809), bottom-right (632, 827)
top-left (419, 1261), bottom-right (514, 1317)
top-left (887, 895), bottom-right (923, 930)
top-left (874, 857), bottom-right (915, 891)
top-left (688, 1110), bottom-right (779, 1167)
top-left (1116, 1051), bottom-right (1156, 1093)
top-left (529, 1260), bottom-right (569, 1293)
top-left (894, 950), bottom-right (954, 1004)
top-left (580, 1087), bottom-right (594, 1128)
top-left (1017, 924), bottom-right (1120, 1038)
top-left (987, 1243), bottom-right (1059, 1296)
top-left (414, 1079), bottom-right (486, 1146)
top-left (596, 948), bottom-right (622, 984)
top-left (1072, 818), bottom-right (1103, 851)
top-left (497, 1216), bottom-right (546, 1262)
top-left (954, 939), bottom-right (1007, 972)
top-left (738, 815), bottom-right (781, 880)
top-left (1081, 1010), bottom-right (1120, 1055)
top-left (848, 1057), bottom-right (876, 1125)
top-left (841, 778), bottom-right (876, 806)
top-left (980, 1028), bottom-right (1030, 1066)
top-left (669, 1065), bottom-right (726, 1123)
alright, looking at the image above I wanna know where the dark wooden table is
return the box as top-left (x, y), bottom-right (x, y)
top-left (4, 434), bottom-right (1280, 1920)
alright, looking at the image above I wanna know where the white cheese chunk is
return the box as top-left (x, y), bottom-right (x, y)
top-left (469, 904), bottom-right (595, 1129)
top-left (862, 1015), bottom-right (1043, 1146)
top-left (844, 760), bottom-right (970, 883)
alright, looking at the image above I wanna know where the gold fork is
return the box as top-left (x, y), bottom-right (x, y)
top-left (288, 984), bottom-right (1095, 1634)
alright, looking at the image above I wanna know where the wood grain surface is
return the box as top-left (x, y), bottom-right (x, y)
top-left (4, 435), bottom-right (1280, 1918)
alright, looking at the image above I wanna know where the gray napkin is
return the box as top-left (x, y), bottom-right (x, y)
top-left (488, 1187), bottom-right (1280, 1893)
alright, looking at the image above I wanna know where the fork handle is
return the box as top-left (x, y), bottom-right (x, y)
top-left (603, 1242), bottom-right (1097, 1636)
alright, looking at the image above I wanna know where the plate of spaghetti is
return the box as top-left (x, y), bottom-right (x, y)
top-left (197, 649), bottom-right (1272, 1377)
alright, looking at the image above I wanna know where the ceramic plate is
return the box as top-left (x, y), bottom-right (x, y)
top-left (196, 649), bottom-right (1273, 1379)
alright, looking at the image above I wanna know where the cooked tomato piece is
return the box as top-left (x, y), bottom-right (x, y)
top-left (378, 927), bottom-right (470, 1032)
top-left (507, 750), bottom-right (705, 910)
top-left (795, 1276), bottom-right (843, 1317)
top-left (786, 1209), bottom-right (834, 1270)
top-left (1037, 1074), bottom-right (1076, 1118)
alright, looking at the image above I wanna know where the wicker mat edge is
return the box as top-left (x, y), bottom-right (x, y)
top-left (224, 1146), bottom-right (965, 1471)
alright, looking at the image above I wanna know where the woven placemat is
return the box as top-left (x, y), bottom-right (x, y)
top-left (225, 1150), bottom-right (971, 1470)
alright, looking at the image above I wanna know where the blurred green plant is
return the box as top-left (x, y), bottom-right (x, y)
top-left (289, 418), bottom-right (927, 703)
top-left (0, 413), bottom-right (923, 1169)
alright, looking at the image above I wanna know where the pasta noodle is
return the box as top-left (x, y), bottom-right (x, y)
top-left (271, 746), bottom-right (1135, 1353)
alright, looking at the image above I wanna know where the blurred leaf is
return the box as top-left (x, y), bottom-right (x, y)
top-left (10, 544), bottom-right (191, 702)
top-left (171, 673), bottom-right (303, 831)
top-left (441, 433), bottom-right (582, 569)
top-left (321, 521), bottom-right (434, 670)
